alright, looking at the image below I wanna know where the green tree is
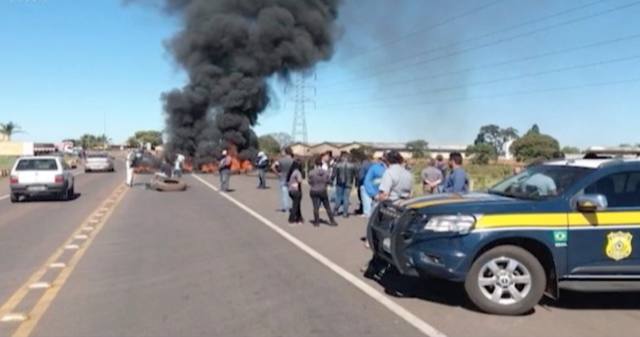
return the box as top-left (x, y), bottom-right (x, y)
top-left (0, 122), bottom-right (24, 141)
top-left (79, 134), bottom-right (110, 150)
top-left (561, 146), bottom-right (581, 154)
top-left (258, 135), bottom-right (281, 156)
top-left (530, 124), bottom-right (541, 134)
top-left (510, 125), bottom-right (560, 162)
top-left (474, 124), bottom-right (519, 156)
top-left (466, 143), bottom-right (498, 165)
top-left (354, 145), bottom-right (374, 160)
top-left (350, 145), bottom-right (374, 162)
top-left (128, 130), bottom-right (163, 149)
top-left (127, 137), bottom-right (141, 148)
top-left (406, 139), bottom-right (429, 158)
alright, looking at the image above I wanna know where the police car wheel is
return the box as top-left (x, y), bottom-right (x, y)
top-left (465, 245), bottom-right (546, 316)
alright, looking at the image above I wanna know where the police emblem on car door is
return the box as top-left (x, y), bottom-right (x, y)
top-left (606, 231), bottom-right (633, 261)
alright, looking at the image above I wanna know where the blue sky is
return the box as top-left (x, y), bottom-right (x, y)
top-left (1, 0), bottom-right (639, 148)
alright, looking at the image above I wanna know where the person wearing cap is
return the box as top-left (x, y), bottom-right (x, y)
top-left (255, 151), bottom-right (269, 189)
top-left (218, 149), bottom-right (232, 192)
top-left (377, 150), bottom-right (413, 203)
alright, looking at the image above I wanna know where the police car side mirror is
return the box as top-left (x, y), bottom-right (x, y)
top-left (576, 194), bottom-right (608, 213)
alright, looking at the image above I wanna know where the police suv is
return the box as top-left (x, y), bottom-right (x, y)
top-left (367, 149), bottom-right (640, 315)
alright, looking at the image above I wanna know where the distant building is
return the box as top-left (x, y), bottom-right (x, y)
top-left (289, 141), bottom-right (468, 160)
top-left (0, 141), bottom-right (34, 156)
top-left (34, 143), bottom-right (57, 155)
top-left (0, 134), bottom-right (8, 142)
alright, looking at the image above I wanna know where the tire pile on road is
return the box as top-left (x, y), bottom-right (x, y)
top-left (147, 175), bottom-right (187, 192)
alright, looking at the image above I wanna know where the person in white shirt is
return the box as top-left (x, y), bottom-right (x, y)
top-left (125, 150), bottom-right (140, 187)
top-left (174, 153), bottom-right (185, 177)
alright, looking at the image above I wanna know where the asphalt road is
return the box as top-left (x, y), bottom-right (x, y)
top-left (1, 170), bottom-right (639, 337)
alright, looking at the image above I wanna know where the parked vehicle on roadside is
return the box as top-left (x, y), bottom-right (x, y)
top-left (9, 156), bottom-right (75, 203)
top-left (84, 152), bottom-right (115, 173)
top-left (367, 148), bottom-right (640, 315)
top-left (65, 154), bottom-right (81, 169)
top-left (52, 152), bottom-right (80, 169)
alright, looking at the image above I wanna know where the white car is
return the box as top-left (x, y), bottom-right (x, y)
top-left (9, 156), bottom-right (75, 203)
top-left (84, 152), bottom-right (115, 173)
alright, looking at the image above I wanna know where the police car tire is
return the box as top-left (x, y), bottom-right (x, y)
top-left (465, 245), bottom-right (546, 316)
top-left (10, 193), bottom-right (19, 203)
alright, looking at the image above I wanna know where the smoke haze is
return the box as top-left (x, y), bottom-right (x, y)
top-left (134, 0), bottom-right (340, 163)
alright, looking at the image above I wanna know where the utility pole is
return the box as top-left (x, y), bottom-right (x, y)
top-left (103, 111), bottom-right (108, 149)
top-left (290, 73), bottom-right (316, 144)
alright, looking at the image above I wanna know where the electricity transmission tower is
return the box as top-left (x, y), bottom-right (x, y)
top-left (290, 73), bottom-right (316, 144)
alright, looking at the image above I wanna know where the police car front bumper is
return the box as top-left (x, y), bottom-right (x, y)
top-left (368, 230), bottom-right (470, 282)
top-left (367, 205), bottom-right (470, 282)
top-left (402, 238), bottom-right (470, 282)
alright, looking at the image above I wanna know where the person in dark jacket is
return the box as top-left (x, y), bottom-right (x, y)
top-left (287, 158), bottom-right (304, 224)
top-left (308, 157), bottom-right (338, 227)
top-left (332, 152), bottom-right (357, 218)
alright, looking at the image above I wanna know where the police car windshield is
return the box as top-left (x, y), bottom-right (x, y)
top-left (489, 165), bottom-right (593, 200)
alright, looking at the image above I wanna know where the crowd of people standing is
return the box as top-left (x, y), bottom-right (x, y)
top-left (163, 144), bottom-right (470, 226)
top-left (266, 147), bottom-right (470, 227)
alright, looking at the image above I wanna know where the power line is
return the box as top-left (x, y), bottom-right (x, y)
top-left (338, 0), bottom-right (507, 64)
top-left (322, 0), bottom-right (633, 88)
top-left (321, 54), bottom-right (640, 108)
top-left (321, 77), bottom-right (640, 110)
top-left (326, 0), bottom-right (610, 86)
top-left (320, 32), bottom-right (640, 94)
top-left (289, 74), bottom-right (316, 144)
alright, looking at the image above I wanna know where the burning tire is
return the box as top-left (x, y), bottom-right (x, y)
top-left (148, 176), bottom-right (187, 192)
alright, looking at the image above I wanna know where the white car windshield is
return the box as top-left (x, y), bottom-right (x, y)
top-left (489, 165), bottom-right (593, 200)
top-left (16, 159), bottom-right (58, 171)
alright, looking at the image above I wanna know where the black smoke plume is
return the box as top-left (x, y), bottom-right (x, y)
top-left (151, 0), bottom-right (340, 165)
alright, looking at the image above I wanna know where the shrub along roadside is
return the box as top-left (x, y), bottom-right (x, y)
top-left (0, 156), bottom-right (17, 177)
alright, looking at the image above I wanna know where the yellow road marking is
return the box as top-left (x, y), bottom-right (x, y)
top-left (48, 263), bottom-right (66, 269)
top-left (0, 185), bottom-right (128, 337)
top-left (1, 314), bottom-right (28, 323)
top-left (28, 283), bottom-right (51, 290)
top-left (64, 245), bottom-right (79, 250)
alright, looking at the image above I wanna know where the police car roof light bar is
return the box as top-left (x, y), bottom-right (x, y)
top-left (584, 147), bottom-right (640, 159)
